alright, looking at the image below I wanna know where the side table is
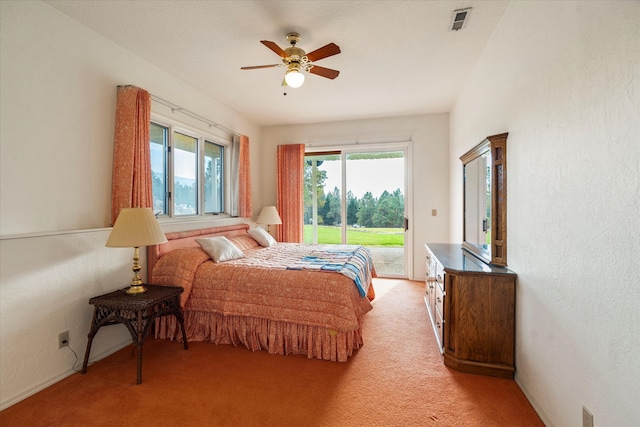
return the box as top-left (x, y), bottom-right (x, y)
top-left (81, 284), bottom-right (188, 384)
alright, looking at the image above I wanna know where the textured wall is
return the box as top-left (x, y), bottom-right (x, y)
top-left (0, 1), bottom-right (259, 236)
top-left (450, 2), bottom-right (639, 426)
top-left (0, 1), bottom-right (259, 409)
top-left (0, 231), bottom-right (133, 409)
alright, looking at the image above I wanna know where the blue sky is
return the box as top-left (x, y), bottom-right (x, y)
top-left (320, 157), bottom-right (404, 198)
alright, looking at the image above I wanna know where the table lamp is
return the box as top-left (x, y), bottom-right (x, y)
top-left (256, 206), bottom-right (282, 232)
top-left (106, 207), bottom-right (168, 294)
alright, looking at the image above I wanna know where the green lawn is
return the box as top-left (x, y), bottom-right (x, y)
top-left (304, 225), bottom-right (404, 247)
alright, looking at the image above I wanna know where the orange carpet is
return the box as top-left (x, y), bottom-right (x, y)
top-left (0, 279), bottom-right (543, 426)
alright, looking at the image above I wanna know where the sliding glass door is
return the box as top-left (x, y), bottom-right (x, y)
top-left (304, 148), bottom-right (408, 277)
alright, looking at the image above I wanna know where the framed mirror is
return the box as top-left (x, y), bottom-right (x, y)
top-left (460, 133), bottom-right (508, 266)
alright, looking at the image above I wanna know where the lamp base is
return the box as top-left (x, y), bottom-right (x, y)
top-left (125, 247), bottom-right (147, 294)
top-left (126, 284), bottom-right (147, 294)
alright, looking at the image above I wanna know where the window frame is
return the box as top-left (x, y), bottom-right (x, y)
top-left (150, 113), bottom-right (232, 220)
top-left (202, 138), bottom-right (225, 215)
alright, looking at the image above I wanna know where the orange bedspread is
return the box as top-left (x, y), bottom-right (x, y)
top-left (152, 243), bottom-right (375, 361)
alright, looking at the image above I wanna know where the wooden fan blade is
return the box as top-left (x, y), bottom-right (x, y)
top-left (306, 43), bottom-right (341, 62)
top-left (261, 40), bottom-right (287, 58)
top-left (241, 64), bottom-right (281, 70)
top-left (309, 65), bottom-right (340, 79)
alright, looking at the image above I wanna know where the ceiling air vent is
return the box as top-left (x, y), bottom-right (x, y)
top-left (450, 7), bottom-right (472, 31)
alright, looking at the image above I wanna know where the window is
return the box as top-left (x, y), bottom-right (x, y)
top-left (150, 116), bottom-right (228, 218)
top-left (173, 131), bottom-right (198, 215)
top-left (204, 141), bottom-right (224, 213)
top-left (150, 122), bottom-right (168, 214)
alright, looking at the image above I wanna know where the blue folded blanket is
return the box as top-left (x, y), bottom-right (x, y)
top-left (287, 246), bottom-right (374, 297)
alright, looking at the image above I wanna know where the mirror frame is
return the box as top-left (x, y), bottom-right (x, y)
top-left (460, 132), bottom-right (508, 266)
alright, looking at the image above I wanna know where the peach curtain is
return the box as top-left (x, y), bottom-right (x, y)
top-left (110, 86), bottom-right (152, 224)
top-left (238, 135), bottom-right (252, 218)
top-left (276, 144), bottom-right (305, 243)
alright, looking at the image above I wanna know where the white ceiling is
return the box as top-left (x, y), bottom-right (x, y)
top-left (45, 0), bottom-right (509, 126)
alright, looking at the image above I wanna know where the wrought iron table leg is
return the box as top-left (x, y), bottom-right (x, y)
top-left (178, 315), bottom-right (189, 350)
top-left (136, 309), bottom-right (143, 384)
top-left (81, 308), bottom-right (98, 374)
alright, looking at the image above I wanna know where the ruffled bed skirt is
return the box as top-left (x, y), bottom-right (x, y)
top-left (155, 311), bottom-right (365, 362)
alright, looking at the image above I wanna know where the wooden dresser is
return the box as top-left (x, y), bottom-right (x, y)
top-left (425, 243), bottom-right (516, 378)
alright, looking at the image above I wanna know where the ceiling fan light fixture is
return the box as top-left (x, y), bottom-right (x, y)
top-left (285, 68), bottom-right (305, 88)
top-left (241, 33), bottom-right (340, 88)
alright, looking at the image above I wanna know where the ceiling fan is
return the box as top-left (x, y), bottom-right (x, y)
top-left (241, 32), bottom-right (341, 88)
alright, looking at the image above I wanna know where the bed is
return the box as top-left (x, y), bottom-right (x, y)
top-left (147, 224), bottom-right (376, 362)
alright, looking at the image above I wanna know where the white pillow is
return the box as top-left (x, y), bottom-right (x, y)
top-left (248, 227), bottom-right (277, 247)
top-left (196, 236), bottom-right (245, 262)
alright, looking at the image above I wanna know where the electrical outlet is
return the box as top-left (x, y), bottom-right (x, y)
top-left (58, 331), bottom-right (69, 349)
top-left (583, 406), bottom-right (594, 427)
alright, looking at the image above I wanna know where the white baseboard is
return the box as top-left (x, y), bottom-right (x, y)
top-left (515, 375), bottom-right (552, 427)
top-left (0, 338), bottom-right (131, 411)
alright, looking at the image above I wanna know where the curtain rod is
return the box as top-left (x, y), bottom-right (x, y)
top-left (118, 86), bottom-right (239, 137)
top-left (305, 137), bottom-right (412, 148)
top-left (151, 94), bottom-right (240, 137)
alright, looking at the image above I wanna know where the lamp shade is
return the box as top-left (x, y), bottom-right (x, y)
top-left (106, 208), bottom-right (167, 248)
top-left (256, 206), bottom-right (282, 226)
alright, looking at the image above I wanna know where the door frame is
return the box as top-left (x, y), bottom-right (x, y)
top-left (305, 140), bottom-right (413, 278)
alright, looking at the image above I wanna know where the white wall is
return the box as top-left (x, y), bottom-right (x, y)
top-left (261, 114), bottom-right (450, 281)
top-left (0, 1), bottom-right (260, 409)
top-left (450, 2), bottom-right (639, 426)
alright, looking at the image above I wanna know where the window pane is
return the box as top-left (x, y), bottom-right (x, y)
top-left (346, 151), bottom-right (405, 231)
top-left (346, 151), bottom-right (405, 277)
top-left (173, 132), bottom-right (198, 215)
top-left (204, 141), bottom-right (223, 213)
top-left (303, 154), bottom-right (341, 244)
top-left (150, 122), bottom-right (168, 215)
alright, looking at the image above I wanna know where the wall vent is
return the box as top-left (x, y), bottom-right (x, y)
top-left (450, 8), bottom-right (472, 31)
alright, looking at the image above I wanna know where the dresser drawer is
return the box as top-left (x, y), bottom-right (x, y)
top-left (433, 294), bottom-right (444, 350)
top-left (434, 265), bottom-right (445, 291)
top-left (435, 280), bottom-right (445, 322)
